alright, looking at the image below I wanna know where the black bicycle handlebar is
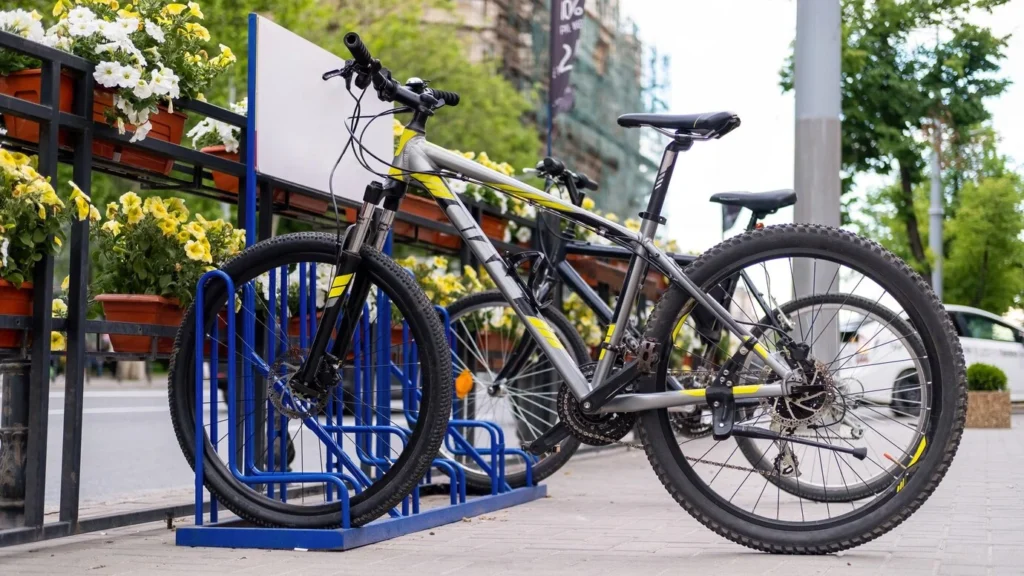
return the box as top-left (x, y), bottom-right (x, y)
top-left (343, 33), bottom-right (373, 67)
top-left (576, 172), bottom-right (599, 191)
top-left (537, 156), bottom-right (599, 193)
top-left (338, 32), bottom-right (460, 109)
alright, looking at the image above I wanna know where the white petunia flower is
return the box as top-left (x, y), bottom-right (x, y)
top-left (93, 61), bottom-right (122, 88)
top-left (515, 225), bottom-right (532, 244)
top-left (66, 7), bottom-right (96, 25)
top-left (132, 78), bottom-right (152, 99)
top-left (67, 18), bottom-right (98, 37)
top-left (0, 237), bottom-right (9, 269)
top-left (98, 20), bottom-right (127, 43)
top-left (115, 17), bottom-right (139, 36)
top-left (115, 65), bottom-right (141, 89)
top-left (130, 121), bottom-right (152, 143)
top-left (144, 20), bottom-right (164, 43)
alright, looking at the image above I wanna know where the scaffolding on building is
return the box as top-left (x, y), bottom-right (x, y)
top-left (458, 0), bottom-right (670, 217)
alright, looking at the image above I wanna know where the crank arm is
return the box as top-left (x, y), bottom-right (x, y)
top-left (522, 421), bottom-right (569, 456)
top-left (732, 425), bottom-right (867, 460)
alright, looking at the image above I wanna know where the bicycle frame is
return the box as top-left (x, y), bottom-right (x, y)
top-left (333, 127), bottom-right (799, 412)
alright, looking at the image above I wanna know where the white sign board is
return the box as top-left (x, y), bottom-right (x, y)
top-left (252, 16), bottom-right (391, 202)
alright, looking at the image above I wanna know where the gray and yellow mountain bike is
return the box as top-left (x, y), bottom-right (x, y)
top-left (169, 32), bottom-right (966, 553)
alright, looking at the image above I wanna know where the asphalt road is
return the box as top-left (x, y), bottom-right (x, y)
top-left (0, 385), bottom-right (196, 509)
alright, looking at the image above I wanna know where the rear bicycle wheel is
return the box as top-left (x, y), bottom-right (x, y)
top-left (167, 232), bottom-right (453, 528)
top-left (639, 224), bottom-right (966, 553)
top-left (445, 290), bottom-right (587, 489)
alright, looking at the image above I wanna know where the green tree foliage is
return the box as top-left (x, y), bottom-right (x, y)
top-left (943, 175), bottom-right (1024, 313)
top-left (780, 0), bottom-right (1011, 273)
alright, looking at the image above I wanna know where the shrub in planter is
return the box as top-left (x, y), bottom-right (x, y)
top-left (0, 144), bottom-right (95, 348)
top-left (0, 2), bottom-right (236, 173)
top-left (965, 362), bottom-right (1011, 428)
top-left (91, 193), bottom-right (244, 353)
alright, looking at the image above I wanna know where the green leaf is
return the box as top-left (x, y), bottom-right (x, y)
top-left (7, 272), bottom-right (24, 287)
top-left (32, 229), bottom-right (45, 244)
top-left (18, 232), bottom-right (32, 246)
top-left (159, 274), bottom-right (173, 290)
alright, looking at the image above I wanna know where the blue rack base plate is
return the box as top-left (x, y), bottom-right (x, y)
top-left (175, 485), bottom-right (546, 551)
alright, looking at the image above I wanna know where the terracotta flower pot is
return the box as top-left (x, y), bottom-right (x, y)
top-left (199, 146), bottom-right (336, 216)
top-left (95, 294), bottom-right (183, 355)
top-left (395, 194), bottom-right (459, 249)
top-left (0, 69), bottom-right (187, 175)
top-left (0, 280), bottom-right (33, 349)
top-left (287, 311), bottom-right (325, 338)
top-left (0, 70), bottom-right (74, 143)
top-left (481, 213), bottom-right (508, 242)
top-left (965, 390), bottom-right (1011, 428)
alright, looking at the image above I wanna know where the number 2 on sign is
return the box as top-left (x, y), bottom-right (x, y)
top-left (556, 43), bottom-right (574, 74)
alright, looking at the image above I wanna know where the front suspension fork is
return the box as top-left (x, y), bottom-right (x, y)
top-left (293, 179), bottom-right (406, 394)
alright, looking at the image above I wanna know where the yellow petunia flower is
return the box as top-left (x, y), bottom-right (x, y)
top-left (126, 205), bottom-right (144, 225)
top-left (582, 197), bottom-right (595, 211)
top-left (187, 1), bottom-right (203, 19)
top-left (89, 206), bottom-right (100, 222)
top-left (102, 220), bottom-right (122, 236)
top-left (61, 275), bottom-right (69, 292)
top-left (149, 198), bottom-right (169, 219)
top-left (52, 299), bottom-right (68, 316)
top-left (38, 205), bottom-right (46, 220)
top-left (54, 236), bottom-right (62, 248)
top-left (182, 22), bottom-right (210, 41)
top-left (106, 202), bottom-right (119, 220)
top-left (162, 3), bottom-right (187, 16)
top-left (120, 191), bottom-right (141, 211)
top-left (184, 240), bottom-right (205, 261)
top-left (74, 195), bottom-right (91, 221)
top-left (51, 331), bottom-right (66, 352)
top-left (186, 221), bottom-right (205, 239)
top-left (177, 230), bottom-right (191, 243)
top-left (158, 217), bottom-right (178, 236)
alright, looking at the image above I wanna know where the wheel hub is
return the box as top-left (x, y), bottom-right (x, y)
top-left (268, 348), bottom-right (336, 419)
top-left (766, 360), bottom-right (837, 429)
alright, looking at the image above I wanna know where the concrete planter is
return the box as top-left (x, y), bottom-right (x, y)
top-left (965, 390), bottom-right (1011, 428)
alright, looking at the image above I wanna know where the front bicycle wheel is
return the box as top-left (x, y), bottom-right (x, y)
top-left (445, 290), bottom-right (587, 489)
top-left (168, 233), bottom-right (453, 528)
top-left (639, 224), bottom-right (966, 554)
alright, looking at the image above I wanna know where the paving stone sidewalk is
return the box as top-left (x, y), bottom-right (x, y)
top-left (1, 416), bottom-right (1022, 576)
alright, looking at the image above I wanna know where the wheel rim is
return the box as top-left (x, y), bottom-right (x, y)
top-left (652, 251), bottom-right (940, 530)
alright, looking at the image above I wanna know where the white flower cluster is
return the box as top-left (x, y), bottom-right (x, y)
top-left (187, 98), bottom-right (247, 153)
top-left (0, 9), bottom-right (47, 43)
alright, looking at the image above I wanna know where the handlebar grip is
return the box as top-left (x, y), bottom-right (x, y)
top-left (577, 173), bottom-right (599, 191)
top-left (540, 156), bottom-right (565, 176)
top-left (431, 89), bottom-right (460, 107)
top-left (344, 32), bottom-right (373, 66)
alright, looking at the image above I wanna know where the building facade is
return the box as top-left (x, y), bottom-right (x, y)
top-left (438, 0), bottom-right (669, 217)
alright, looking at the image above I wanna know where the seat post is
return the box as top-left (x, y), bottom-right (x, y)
top-left (639, 136), bottom-right (692, 240)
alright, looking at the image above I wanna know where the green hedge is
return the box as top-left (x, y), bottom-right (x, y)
top-left (966, 363), bottom-right (1008, 392)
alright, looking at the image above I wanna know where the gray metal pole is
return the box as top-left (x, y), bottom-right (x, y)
top-left (794, 0), bottom-right (842, 361)
top-left (929, 125), bottom-right (943, 300)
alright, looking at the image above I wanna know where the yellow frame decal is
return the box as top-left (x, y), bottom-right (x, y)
top-left (327, 273), bottom-right (353, 299)
top-left (526, 316), bottom-right (565, 350)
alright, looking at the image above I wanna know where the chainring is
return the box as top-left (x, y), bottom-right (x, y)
top-left (668, 369), bottom-right (714, 439)
top-left (557, 363), bottom-right (637, 447)
top-left (268, 348), bottom-right (335, 420)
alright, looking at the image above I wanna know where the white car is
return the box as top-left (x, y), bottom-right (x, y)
top-left (836, 304), bottom-right (1024, 413)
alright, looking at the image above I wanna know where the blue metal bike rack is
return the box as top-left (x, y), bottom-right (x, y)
top-left (176, 237), bottom-right (546, 551)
